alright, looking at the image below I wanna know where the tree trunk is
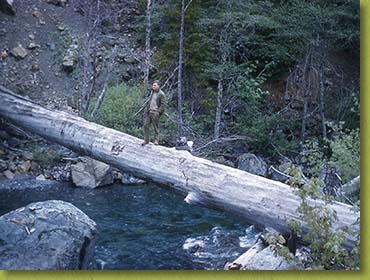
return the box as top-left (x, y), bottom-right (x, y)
top-left (300, 51), bottom-right (311, 143)
top-left (319, 62), bottom-right (327, 140)
top-left (301, 98), bottom-right (308, 142)
top-left (144, 0), bottom-right (154, 87)
top-left (177, 0), bottom-right (185, 137)
top-left (214, 15), bottom-right (230, 140)
top-left (90, 46), bottom-right (117, 119)
top-left (78, 0), bottom-right (102, 118)
top-left (214, 78), bottom-right (222, 140)
top-left (0, 86), bottom-right (359, 248)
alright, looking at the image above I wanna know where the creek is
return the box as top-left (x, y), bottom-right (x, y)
top-left (0, 179), bottom-right (260, 270)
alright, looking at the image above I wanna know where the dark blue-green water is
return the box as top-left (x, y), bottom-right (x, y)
top-left (0, 180), bottom-right (260, 270)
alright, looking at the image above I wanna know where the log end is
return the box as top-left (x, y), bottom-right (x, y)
top-left (184, 191), bottom-right (205, 206)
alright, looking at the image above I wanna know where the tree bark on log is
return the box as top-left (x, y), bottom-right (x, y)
top-left (0, 86), bottom-right (359, 248)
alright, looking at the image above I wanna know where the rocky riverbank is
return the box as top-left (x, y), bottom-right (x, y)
top-left (0, 117), bottom-right (146, 190)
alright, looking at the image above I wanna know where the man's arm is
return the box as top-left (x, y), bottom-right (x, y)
top-left (158, 91), bottom-right (166, 115)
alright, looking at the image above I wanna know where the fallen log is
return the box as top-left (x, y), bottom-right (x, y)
top-left (227, 240), bottom-right (265, 270)
top-left (342, 176), bottom-right (360, 197)
top-left (227, 241), bottom-right (295, 270)
top-left (0, 86), bottom-right (359, 248)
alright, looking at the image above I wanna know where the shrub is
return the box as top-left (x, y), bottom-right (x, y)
top-left (300, 122), bottom-right (360, 184)
top-left (88, 83), bottom-right (144, 138)
top-left (284, 167), bottom-right (360, 270)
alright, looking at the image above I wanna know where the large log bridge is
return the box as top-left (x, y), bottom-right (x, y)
top-left (0, 86), bottom-right (359, 247)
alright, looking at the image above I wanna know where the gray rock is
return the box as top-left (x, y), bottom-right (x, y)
top-left (17, 160), bottom-right (32, 173)
top-left (0, 200), bottom-right (97, 270)
top-left (62, 56), bottom-right (74, 72)
top-left (36, 174), bottom-right (47, 181)
top-left (10, 45), bottom-right (28, 59)
top-left (237, 153), bottom-right (267, 177)
top-left (27, 42), bottom-right (40, 49)
top-left (71, 157), bottom-right (113, 188)
top-left (3, 170), bottom-right (14, 179)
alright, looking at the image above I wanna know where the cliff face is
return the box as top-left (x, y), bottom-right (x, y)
top-left (0, 0), bottom-right (144, 111)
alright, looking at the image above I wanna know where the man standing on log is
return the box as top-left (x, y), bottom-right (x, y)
top-left (140, 80), bottom-right (166, 146)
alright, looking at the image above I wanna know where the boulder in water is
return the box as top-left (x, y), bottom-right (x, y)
top-left (0, 200), bottom-right (97, 270)
top-left (71, 157), bottom-right (113, 188)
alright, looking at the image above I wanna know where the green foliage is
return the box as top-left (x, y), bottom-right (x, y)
top-left (28, 145), bottom-right (61, 169)
top-left (300, 122), bottom-right (360, 184)
top-left (271, 0), bottom-right (359, 65)
top-left (327, 123), bottom-right (360, 183)
top-left (285, 167), bottom-right (360, 269)
top-left (87, 83), bottom-right (143, 137)
top-left (262, 231), bottom-right (297, 264)
top-left (300, 138), bottom-right (326, 177)
top-left (229, 61), bottom-right (299, 156)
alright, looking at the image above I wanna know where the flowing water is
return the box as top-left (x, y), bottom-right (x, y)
top-left (0, 179), bottom-right (260, 270)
